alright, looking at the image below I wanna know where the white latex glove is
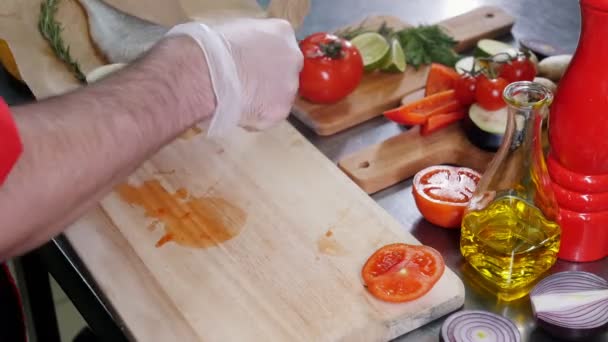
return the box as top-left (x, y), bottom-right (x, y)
top-left (166, 18), bottom-right (303, 137)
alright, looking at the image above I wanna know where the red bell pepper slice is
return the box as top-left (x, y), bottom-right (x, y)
top-left (425, 63), bottom-right (460, 96)
top-left (384, 89), bottom-right (459, 125)
top-left (421, 111), bottom-right (466, 136)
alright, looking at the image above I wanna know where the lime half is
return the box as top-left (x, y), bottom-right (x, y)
top-left (350, 32), bottom-right (390, 71)
top-left (381, 38), bottom-right (406, 73)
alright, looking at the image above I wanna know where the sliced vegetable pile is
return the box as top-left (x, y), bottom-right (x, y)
top-left (530, 271), bottom-right (608, 341)
top-left (383, 64), bottom-right (468, 135)
top-left (412, 165), bottom-right (481, 228)
top-left (382, 39), bottom-right (560, 143)
top-left (361, 243), bottom-right (445, 303)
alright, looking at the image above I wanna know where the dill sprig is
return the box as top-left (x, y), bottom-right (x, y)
top-left (38, 0), bottom-right (86, 83)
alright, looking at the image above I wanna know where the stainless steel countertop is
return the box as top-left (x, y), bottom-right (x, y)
top-left (1, 0), bottom-right (605, 341)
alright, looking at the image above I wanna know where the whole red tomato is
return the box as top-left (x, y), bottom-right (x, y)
top-left (454, 74), bottom-right (479, 106)
top-left (298, 33), bottom-right (364, 104)
top-left (499, 56), bottom-right (536, 83)
top-left (475, 75), bottom-right (509, 110)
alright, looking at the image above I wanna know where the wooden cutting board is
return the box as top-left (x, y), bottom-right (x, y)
top-left (292, 6), bottom-right (514, 136)
top-left (338, 123), bottom-right (495, 194)
top-left (65, 121), bottom-right (465, 342)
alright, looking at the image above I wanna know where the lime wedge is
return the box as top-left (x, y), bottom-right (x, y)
top-left (350, 32), bottom-right (390, 71)
top-left (381, 39), bottom-right (407, 73)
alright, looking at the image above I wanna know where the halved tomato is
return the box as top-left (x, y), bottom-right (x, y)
top-left (413, 165), bottom-right (481, 228)
top-left (362, 243), bottom-right (445, 303)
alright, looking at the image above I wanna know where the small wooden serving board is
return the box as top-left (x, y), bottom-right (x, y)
top-left (292, 6), bottom-right (514, 136)
top-left (338, 123), bottom-right (495, 194)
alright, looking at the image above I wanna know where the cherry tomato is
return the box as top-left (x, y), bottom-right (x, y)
top-left (454, 74), bottom-right (479, 106)
top-left (298, 33), bottom-right (364, 104)
top-left (413, 165), bottom-right (481, 228)
top-left (362, 243), bottom-right (445, 303)
top-left (499, 56), bottom-right (536, 83)
top-left (475, 75), bottom-right (509, 111)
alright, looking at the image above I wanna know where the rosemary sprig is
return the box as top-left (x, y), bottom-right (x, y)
top-left (38, 0), bottom-right (86, 83)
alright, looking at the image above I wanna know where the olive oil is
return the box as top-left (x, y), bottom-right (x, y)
top-left (460, 82), bottom-right (559, 301)
top-left (461, 196), bottom-right (560, 293)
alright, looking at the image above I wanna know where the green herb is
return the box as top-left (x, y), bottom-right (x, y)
top-left (38, 0), bottom-right (86, 83)
top-left (396, 25), bottom-right (460, 69)
top-left (338, 22), bottom-right (460, 70)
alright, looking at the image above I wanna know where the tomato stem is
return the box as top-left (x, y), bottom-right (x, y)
top-left (319, 40), bottom-right (344, 59)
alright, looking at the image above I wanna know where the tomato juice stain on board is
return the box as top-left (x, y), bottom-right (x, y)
top-left (175, 188), bottom-right (188, 200)
top-left (146, 220), bottom-right (159, 231)
top-left (317, 230), bottom-right (347, 256)
top-left (116, 180), bottom-right (246, 248)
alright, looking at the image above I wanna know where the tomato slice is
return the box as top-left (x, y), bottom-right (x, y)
top-left (413, 165), bottom-right (481, 228)
top-left (362, 243), bottom-right (445, 303)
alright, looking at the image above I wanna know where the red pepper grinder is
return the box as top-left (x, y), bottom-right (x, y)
top-left (548, 0), bottom-right (608, 262)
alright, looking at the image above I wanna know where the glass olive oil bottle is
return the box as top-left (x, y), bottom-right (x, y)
top-left (460, 81), bottom-right (560, 300)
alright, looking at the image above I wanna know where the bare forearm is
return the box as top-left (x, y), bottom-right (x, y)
top-left (0, 36), bottom-right (215, 259)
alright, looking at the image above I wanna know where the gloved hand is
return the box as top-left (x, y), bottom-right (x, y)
top-left (166, 18), bottom-right (303, 137)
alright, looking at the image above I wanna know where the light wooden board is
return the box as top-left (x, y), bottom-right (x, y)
top-left (65, 121), bottom-right (465, 342)
top-left (292, 6), bottom-right (514, 136)
top-left (338, 123), bottom-right (495, 194)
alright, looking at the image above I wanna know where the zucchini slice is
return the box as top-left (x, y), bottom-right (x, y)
top-left (455, 56), bottom-right (481, 75)
top-left (474, 39), bottom-right (539, 68)
top-left (475, 39), bottom-right (517, 58)
top-left (464, 103), bottom-right (509, 151)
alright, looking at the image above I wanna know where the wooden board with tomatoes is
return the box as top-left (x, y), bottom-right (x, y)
top-left (338, 40), bottom-right (545, 194)
top-left (292, 7), bottom-right (515, 136)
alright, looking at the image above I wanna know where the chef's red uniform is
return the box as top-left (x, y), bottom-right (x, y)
top-left (0, 96), bottom-right (26, 342)
top-left (0, 97), bottom-right (21, 185)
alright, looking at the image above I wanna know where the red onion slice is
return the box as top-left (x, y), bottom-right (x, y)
top-left (441, 310), bottom-right (521, 342)
top-left (531, 271), bottom-right (607, 295)
top-left (530, 271), bottom-right (608, 340)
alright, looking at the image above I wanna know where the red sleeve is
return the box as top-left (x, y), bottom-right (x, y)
top-left (0, 98), bottom-right (22, 185)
